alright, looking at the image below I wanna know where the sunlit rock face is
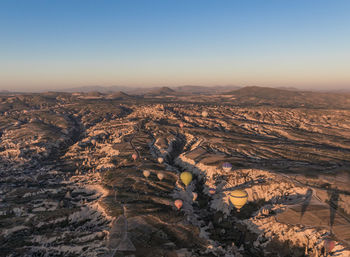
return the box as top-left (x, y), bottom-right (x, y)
top-left (1, 90), bottom-right (350, 257)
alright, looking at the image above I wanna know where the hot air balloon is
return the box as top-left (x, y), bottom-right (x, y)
top-left (209, 188), bottom-right (216, 195)
top-left (158, 157), bottom-right (164, 164)
top-left (143, 170), bottom-right (150, 178)
top-left (324, 239), bottom-right (335, 253)
top-left (174, 199), bottom-right (183, 210)
top-left (132, 153), bottom-right (137, 160)
top-left (192, 192), bottom-right (198, 201)
top-left (180, 172), bottom-right (193, 187)
top-left (65, 191), bottom-right (71, 199)
top-left (222, 162), bottom-right (232, 172)
top-left (157, 172), bottom-right (165, 181)
top-left (202, 111), bottom-right (208, 117)
top-left (229, 189), bottom-right (248, 212)
top-left (179, 122), bottom-right (184, 128)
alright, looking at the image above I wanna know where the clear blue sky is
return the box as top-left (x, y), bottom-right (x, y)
top-left (1, 0), bottom-right (349, 91)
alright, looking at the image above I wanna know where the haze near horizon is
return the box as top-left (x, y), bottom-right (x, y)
top-left (0, 0), bottom-right (349, 91)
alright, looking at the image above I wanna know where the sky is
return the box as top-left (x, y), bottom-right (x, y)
top-left (0, 0), bottom-right (350, 91)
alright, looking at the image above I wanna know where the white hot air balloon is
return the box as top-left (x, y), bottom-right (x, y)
top-left (143, 170), bottom-right (150, 178)
top-left (157, 172), bottom-right (165, 181)
top-left (158, 157), bottom-right (164, 164)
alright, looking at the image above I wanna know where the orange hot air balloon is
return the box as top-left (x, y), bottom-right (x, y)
top-left (209, 188), bottom-right (216, 195)
top-left (157, 157), bottom-right (164, 164)
top-left (157, 172), bottom-right (165, 181)
top-left (192, 192), bottom-right (198, 201)
top-left (202, 111), bottom-right (208, 117)
top-left (324, 239), bottom-right (335, 253)
top-left (174, 199), bottom-right (183, 210)
top-left (132, 153), bottom-right (137, 160)
top-left (143, 170), bottom-right (150, 178)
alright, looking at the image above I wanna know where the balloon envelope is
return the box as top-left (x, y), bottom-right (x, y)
top-left (132, 153), bottom-right (137, 160)
top-left (202, 111), bottom-right (208, 117)
top-left (180, 172), bottom-right (193, 186)
top-left (324, 239), bottom-right (335, 252)
top-left (174, 199), bottom-right (183, 210)
top-left (229, 189), bottom-right (248, 211)
top-left (209, 188), bottom-right (216, 195)
top-left (157, 172), bottom-right (165, 181)
top-left (143, 170), bottom-right (150, 178)
top-left (222, 162), bottom-right (232, 172)
top-left (179, 122), bottom-right (184, 128)
top-left (192, 192), bottom-right (198, 201)
top-left (158, 157), bottom-right (164, 164)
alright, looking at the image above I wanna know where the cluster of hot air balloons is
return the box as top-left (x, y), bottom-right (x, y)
top-left (140, 155), bottom-right (248, 215)
top-left (140, 157), bottom-right (165, 181)
top-left (142, 169), bottom-right (166, 181)
top-left (174, 171), bottom-right (194, 210)
top-left (175, 165), bottom-right (249, 213)
top-left (222, 162), bottom-right (248, 211)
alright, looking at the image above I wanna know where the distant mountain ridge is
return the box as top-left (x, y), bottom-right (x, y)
top-left (224, 86), bottom-right (350, 108)
top-left (106, 91), bottom-right (135, 99)
top-left (58, 85), bottom-right (241, 95)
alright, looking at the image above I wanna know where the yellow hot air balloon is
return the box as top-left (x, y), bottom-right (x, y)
top-left (180, 172), bottom-right (192, 187)
top-left (229, 189), bottom-right (248, 212)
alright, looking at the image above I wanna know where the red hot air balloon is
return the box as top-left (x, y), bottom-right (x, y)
top-left (132, 153), bottom-right (137, 160)
top-left (324, 239), bottom-right (335, 253)
top-left (174, 199), bottom-right (183, 210)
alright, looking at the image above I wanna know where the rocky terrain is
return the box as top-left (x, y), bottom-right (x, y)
top-left (1, 87), bottom-right (350, 257)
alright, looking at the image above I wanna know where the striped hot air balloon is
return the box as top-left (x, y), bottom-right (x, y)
top-left (222, 162), bottom-right (232, 172)
top-left (208, 188), bottom-right (216, 195)
top-left (229, 189), bottom-right (248, 212)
